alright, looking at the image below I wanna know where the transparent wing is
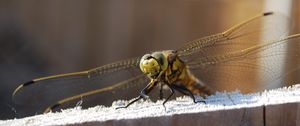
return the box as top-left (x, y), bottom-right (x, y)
top-left (178, 12), bottom-right (289, 61)
top-left (177, 12), bottom-right (300, 93)
top-left (186, 34), bottom-right (300, 92)
top-left (12, 57), bottom-right (150, 115)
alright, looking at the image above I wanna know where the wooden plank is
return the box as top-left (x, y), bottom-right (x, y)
top-left (2, 84), bottom-right (300, 126)
top-left (265, 103), bottom-right (300, 126)
top-left (80, 106), bottom-right (263, 126)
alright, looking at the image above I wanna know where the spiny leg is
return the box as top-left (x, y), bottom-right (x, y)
top-left (116, 81), bottom-right (157, 109)
top-left (162, 84), bottom-right (174, 109)
top-left (170, 85), bottom-right (189, 95)
top-left (115, 96), bottom-right (143, 109)
top-left (171, 84), bottom-right (205, 103)
top-left (159, 83), bottom-right (164, 100)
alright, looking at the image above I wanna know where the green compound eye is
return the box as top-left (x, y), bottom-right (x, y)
top-left (139, 55), bottom-right (161, 78)
top-left (139, 52), bottom-right (170, 79)
top-left (151, 52), bottom-right (168, 72)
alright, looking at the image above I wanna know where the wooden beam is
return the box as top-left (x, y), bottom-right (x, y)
top-left (2, 84), bottom-right (300, 126)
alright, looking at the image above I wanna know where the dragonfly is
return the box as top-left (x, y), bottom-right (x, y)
top-left (12, 12), bottom-right (300, 114)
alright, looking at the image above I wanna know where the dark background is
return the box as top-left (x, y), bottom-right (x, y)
top-left (0, 0), bottom-right (299, 120)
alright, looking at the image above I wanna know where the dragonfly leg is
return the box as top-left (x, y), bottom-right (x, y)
top-left (115, 96), bottom-right (143, 109)
top-left (116, 81), bottom-right (157, 109)
top-left (171, 84), bottom-right (206, 104)
top-left (159, 84), bottom-right (164, 100)
top-left (162, 84), bottom-right (174, 108)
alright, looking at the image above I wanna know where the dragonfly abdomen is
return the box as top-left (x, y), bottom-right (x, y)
top-left (178, 68), bottom-right (214, 97)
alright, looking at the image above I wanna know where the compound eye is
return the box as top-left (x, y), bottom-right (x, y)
top-left (139, 55), bottom-right (161, 78)
top-left (151, 52), bottom-right (168, 71)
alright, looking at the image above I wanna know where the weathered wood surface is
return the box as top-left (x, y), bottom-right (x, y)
top-left (2, 84), bottom-right (300, 126)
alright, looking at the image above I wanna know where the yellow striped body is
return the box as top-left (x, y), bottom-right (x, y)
top-left (139, 50), bottom-right (213, 97)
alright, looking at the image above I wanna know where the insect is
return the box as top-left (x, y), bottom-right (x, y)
top-left (12, 12), bottom-right (300, 114)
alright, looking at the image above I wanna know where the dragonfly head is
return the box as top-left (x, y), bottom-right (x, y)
top-left (140, 52), bottom-right (168, 79)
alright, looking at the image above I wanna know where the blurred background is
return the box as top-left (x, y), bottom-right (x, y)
top-left (0, 0), bottom-right (299, 120)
